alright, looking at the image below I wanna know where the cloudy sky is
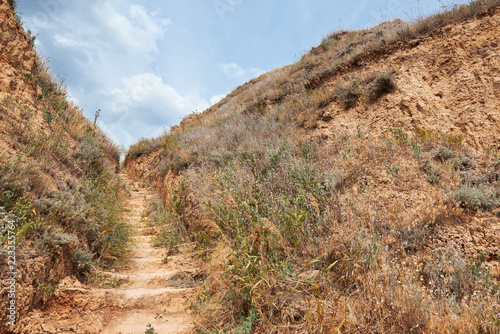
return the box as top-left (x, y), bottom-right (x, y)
top-left (17, 0), bottom-right (467, 147)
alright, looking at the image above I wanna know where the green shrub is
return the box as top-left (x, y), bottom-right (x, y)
top-left (72, 248), bottom-right (95, 279)
top-left (387, 126), bottom-right (408, 145)
top-left (126, 137), bottom-right (163, 161)
top-left (368, 73), bottom-right (396, 101)
top-left (420, 160), bottom-right (440, 184)
top-left (145, 323), bottom-right (158, 334)
top-left (41, 229), bottom-right (76, 246)
top-left (399, 225), bottom-right (427, 252)
top-left (42, 107), bottom-right (54, 123)
top-left (423, 246), bottom-right (476, 302)
top-left (148, 196), bottom-right (187, 261)
top-left (336, 82), bottom-right (360, 109)
top-left (433, 145), bottom-right (456, 162)
top-left (450, 155), bottom-right (476, 171)
top-left (0, 156), bottom-right (30, 209)
top-left (453, 185), bottom-right (498, 210)
top-left (7, 0), bottom-right (17, 12)
top-left (35, 60), bottom-right (61, 99)
top-left (73, 130), bottom-right (105, 179)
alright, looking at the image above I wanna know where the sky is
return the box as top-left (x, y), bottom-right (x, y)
top-left (17, 0), bottom-right (469, 147)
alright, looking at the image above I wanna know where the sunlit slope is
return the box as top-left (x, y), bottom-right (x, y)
top-left (126, 2), bottom-right (500, 333)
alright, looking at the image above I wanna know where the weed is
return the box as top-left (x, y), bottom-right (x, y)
top-left (72, 248), bottom-right (95, 279)
top-left (387, 126), bottom-right (408, 145)
top-left (399, 225), bottom-right (427, 252)
top-left (41, 229), bottom-right (76, 248)
top-left (450, 155), bottom-right (476, 171)
top-left (35, 59), bottom-right (61, 99)
top-left (420, 160), bottom-right (440, 185)
top-left (167, 270), bottom-right (205, 288)
top-left (453, 185), bottom-right (498, 210)
top-left (384, 158), bottom-right (400, 177)
top-left (411, 141), bottom-right (422, 159)
top-left (42, 107), bottom-right (54, 123)
top-left (416, 128), bottom-right (440, 144)
top-left (235, 308), bottom-right (255, 334)
top-left (424, 246), bottom-right (476, 302)
top-left (336, 81), bottom-right (360, 109)
top-left (144, 323), bottom-right (158, 334)
top-left (433, 145), bottom-right (457, 162)
top-left (26, 29), bottom-right (37, 47)
top-left (7, 0), bottom-right (17, 12)
top-left (2, 96), bottom-right (16, 112)
top-left (37, 282), bottom-right (53, 296)
top-left (0, 156), bottom-right (30, 210)
top-left (196, 228), bottom-right (216, 258)
top-left (368, 73), bottom-right (396, 101)
top-left (148, 196), bottom-right (187, 261)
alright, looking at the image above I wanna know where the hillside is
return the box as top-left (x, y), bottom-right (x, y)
top-left (126, 1), bottom-right (500, 333)
top-left (0, 0), bottom-right (129, 332)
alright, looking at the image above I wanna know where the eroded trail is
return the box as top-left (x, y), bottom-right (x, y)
top-left (101, 173), bottom-right (196, 334)
top-left (28, 174), bottom-right (198, 334)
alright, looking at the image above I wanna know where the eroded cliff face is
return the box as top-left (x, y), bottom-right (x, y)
top-left (0, 1), bottom-right (39, 104)
top-left (0, 0), bottom-right (39, 156)
top-left (308, 8), bottom-right (500, 148)
top-left (0, 2), bottom-right (69, 331)
top-left (304, 6), bottom-right (500, 263)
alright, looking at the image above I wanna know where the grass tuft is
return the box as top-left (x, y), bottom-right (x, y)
top-left (368, 73), bottom-right (396, 101)
top-left (453, 185), bottom-right (498, 210)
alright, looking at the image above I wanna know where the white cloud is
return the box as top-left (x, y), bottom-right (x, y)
top-left (210, 93), bottom-right (228, 105)
top-left (20, 1), bottom-right (266, 147)
top-left (219, 62), bottom-right (265, 79)
top-left (112, 73), bottom-right (208, 112)
top-left (220, 63), bottom-right (246, 77)
top-left (93, 4), bottom-right (171, 53)
top-left (50, 3), bottom-right (170, 69)
top-left (107, 73), bottom-right (209, 145)
top-left (54, 35), bottom-right (91, 48)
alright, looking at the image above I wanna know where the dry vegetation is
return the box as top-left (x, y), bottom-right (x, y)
top-left (0, 60), bottom-right (130, 273)
top-left (126, 1), bottom-right (500, 333)
top-left (0, 0), bottom-right (130, 318)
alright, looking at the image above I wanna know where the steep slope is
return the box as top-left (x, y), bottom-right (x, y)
top-left (127, 2), bottom-right (500, 333)
top-left (306, 10), bottom-right (500, 147)
top-left (0, 0), bottom-right (129, 332)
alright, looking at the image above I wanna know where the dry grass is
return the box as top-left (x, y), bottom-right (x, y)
top-left (1, 54), bottom-right (129, 278)
top-left (130, 108), bottom-right (500, 333)
top-left (126, 1), bottom-right (500, 332)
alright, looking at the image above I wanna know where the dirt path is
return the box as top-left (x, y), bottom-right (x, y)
top-left (101, 173), bottom-right (196, 334)
top-left (27, 174), bottom-right (198, 334)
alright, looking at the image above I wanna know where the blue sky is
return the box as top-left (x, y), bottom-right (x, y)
top-left (17, 0), bottom-right (468, 147)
